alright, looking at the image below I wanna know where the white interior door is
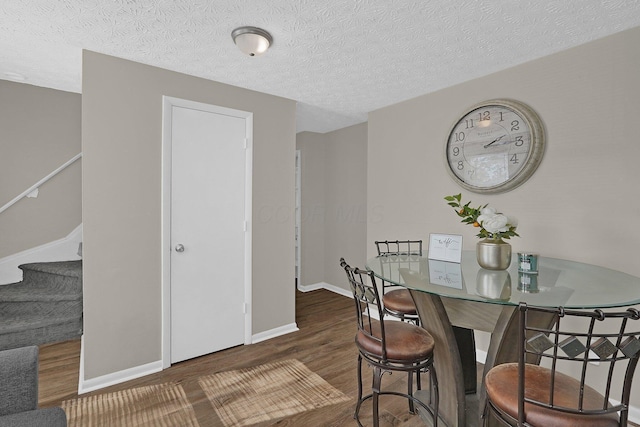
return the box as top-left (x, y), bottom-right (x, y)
top-left (169, 102), bottom-right (248, 363)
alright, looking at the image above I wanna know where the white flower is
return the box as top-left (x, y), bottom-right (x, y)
top-left (478, 212), bottom-right (510, 234)
top-left (445, 194), bottom-right (520, 240)
top-left (479, 207), bottom-right (497, 216)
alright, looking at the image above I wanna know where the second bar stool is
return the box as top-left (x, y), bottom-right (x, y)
top-left (374, 240), bottom-right (422, 325)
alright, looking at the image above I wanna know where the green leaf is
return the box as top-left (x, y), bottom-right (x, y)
top-left (443, 192), bottom-right (519, 241)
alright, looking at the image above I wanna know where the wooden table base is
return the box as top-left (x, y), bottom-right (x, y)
top-left (409, 291), bottom-right (555, 426)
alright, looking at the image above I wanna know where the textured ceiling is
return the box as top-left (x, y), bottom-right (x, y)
top-left (1, 1), bottom-right (640, 133)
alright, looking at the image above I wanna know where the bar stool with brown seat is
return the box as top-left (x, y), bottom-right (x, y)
top-left (340, 257), bottom-right (438, 427)
top-left (484, 302), bottom-right (640, 427)
top-left (374, 240), bottom-right (422, 325)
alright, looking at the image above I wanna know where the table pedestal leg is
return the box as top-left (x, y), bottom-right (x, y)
top-left (410, 293), bottom-right (525, 426)
top-left (453, 326), bottom-right (477, 395)
top-left (410, 291), bottom-right (466, 427)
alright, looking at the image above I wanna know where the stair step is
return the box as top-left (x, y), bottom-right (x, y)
top-left (0, 299), bottom-right (82, 316)
top-left (0, 282), bottom-right (81, 302)
top-left (0, 260), bottom-right (83, 350)
top-left (19, 260), bottom-right (82, 278)
top-left (0, 317), bottom-right (82, 351)
top-left (0, 311), bottom-right (82, 333)
top-left (19, 260), bottom-right (82, 292)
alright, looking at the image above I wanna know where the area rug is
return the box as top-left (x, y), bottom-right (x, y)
top-left (198, 359), bottom-right (350, 427)
top-left (61, 382), bottom-right (200, 427)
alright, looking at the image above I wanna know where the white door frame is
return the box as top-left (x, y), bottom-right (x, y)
top-left (295, 150), bottom-right (301, 286)
top-left (160, 96), bottom-right (253, 368)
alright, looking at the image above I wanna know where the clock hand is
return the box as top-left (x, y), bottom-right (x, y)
top-left (484, 135), bottom-right (505, 148)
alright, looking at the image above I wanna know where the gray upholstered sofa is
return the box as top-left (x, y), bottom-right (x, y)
top-left (0, 346), bottom-right (66, 426)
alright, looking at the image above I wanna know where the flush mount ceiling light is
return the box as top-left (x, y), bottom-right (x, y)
top-left (231, 26), bottom-right (273, 56)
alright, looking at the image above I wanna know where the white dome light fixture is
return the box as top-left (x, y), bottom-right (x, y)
top-left (231, 26), bottom-right (273, 57)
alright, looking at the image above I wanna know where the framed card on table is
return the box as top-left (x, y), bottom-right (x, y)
top-left (428, 233), bottom-right (462, 263)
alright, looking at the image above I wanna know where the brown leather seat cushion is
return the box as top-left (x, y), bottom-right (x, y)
top-left (356, 318), bottom-right (434, 362)
top-left (485, 363), bottom-right (619, 427)
top-left (382, 289), bottom-right (417, 315)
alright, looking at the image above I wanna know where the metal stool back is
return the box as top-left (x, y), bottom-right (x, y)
top-left (485, 302), bottom-right (640, 426)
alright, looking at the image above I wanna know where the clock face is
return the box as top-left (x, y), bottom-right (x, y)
top-left (446, 99), bottom-right (545, 194)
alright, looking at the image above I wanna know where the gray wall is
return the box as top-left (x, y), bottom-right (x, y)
top-left (324, 123), bottom-right (367, 288)
top-left (0, 81), bottom-right (81, 258)
top-left (297, 122), bottom-right (367, 292)
top-left (297, 132), bottom-right (326, 287)
top-left (367, 26), bottom-right (640, 407)
top-left (82, 51), bottom-right (296, 380)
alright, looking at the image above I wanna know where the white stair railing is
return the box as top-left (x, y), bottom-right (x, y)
top-left (0, 153), bottom-right (82, 215)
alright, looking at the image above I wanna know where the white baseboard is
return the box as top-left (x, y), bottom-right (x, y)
top-left (0, 224), bottom-right (82, 285)
top-left (78, 321), bottom-right (300, 394)
top-left (251, 322), bottom-right (299, 344)
top-left (78, 336), bottom-right (163, 394)
top-left (79, 360), bottom-right (164, 395)
top-left (297, 281), bottom-right (352, 298)
top-left (628, 403), bottom-right (640, 425)
top-left (476, 348), bottom-right (487, 364)
top-left (610, 397), bottom-right (640, 424)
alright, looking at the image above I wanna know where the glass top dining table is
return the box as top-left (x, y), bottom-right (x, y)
top-left (366, 251), bottom-right (640, 309)
top-left (365, 251), bottom-right (640, 426)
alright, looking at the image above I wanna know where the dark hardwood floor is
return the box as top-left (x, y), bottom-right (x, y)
top-left (38, 289), bottom-right (432, 426)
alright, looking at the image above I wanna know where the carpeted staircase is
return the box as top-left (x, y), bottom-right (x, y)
top-left (0, 260), bottom-right (83, 351)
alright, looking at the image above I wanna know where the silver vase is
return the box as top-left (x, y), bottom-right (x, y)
top-left (476, 238), bottom-right (512, 270)
top-left (476, 269), bottom-right (512, 300)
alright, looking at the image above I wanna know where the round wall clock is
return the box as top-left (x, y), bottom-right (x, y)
top-left (445, 99), bottom-right (545, 194)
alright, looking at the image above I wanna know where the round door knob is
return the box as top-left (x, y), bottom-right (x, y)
top-left (175, 244), bottom-right (185, 253)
